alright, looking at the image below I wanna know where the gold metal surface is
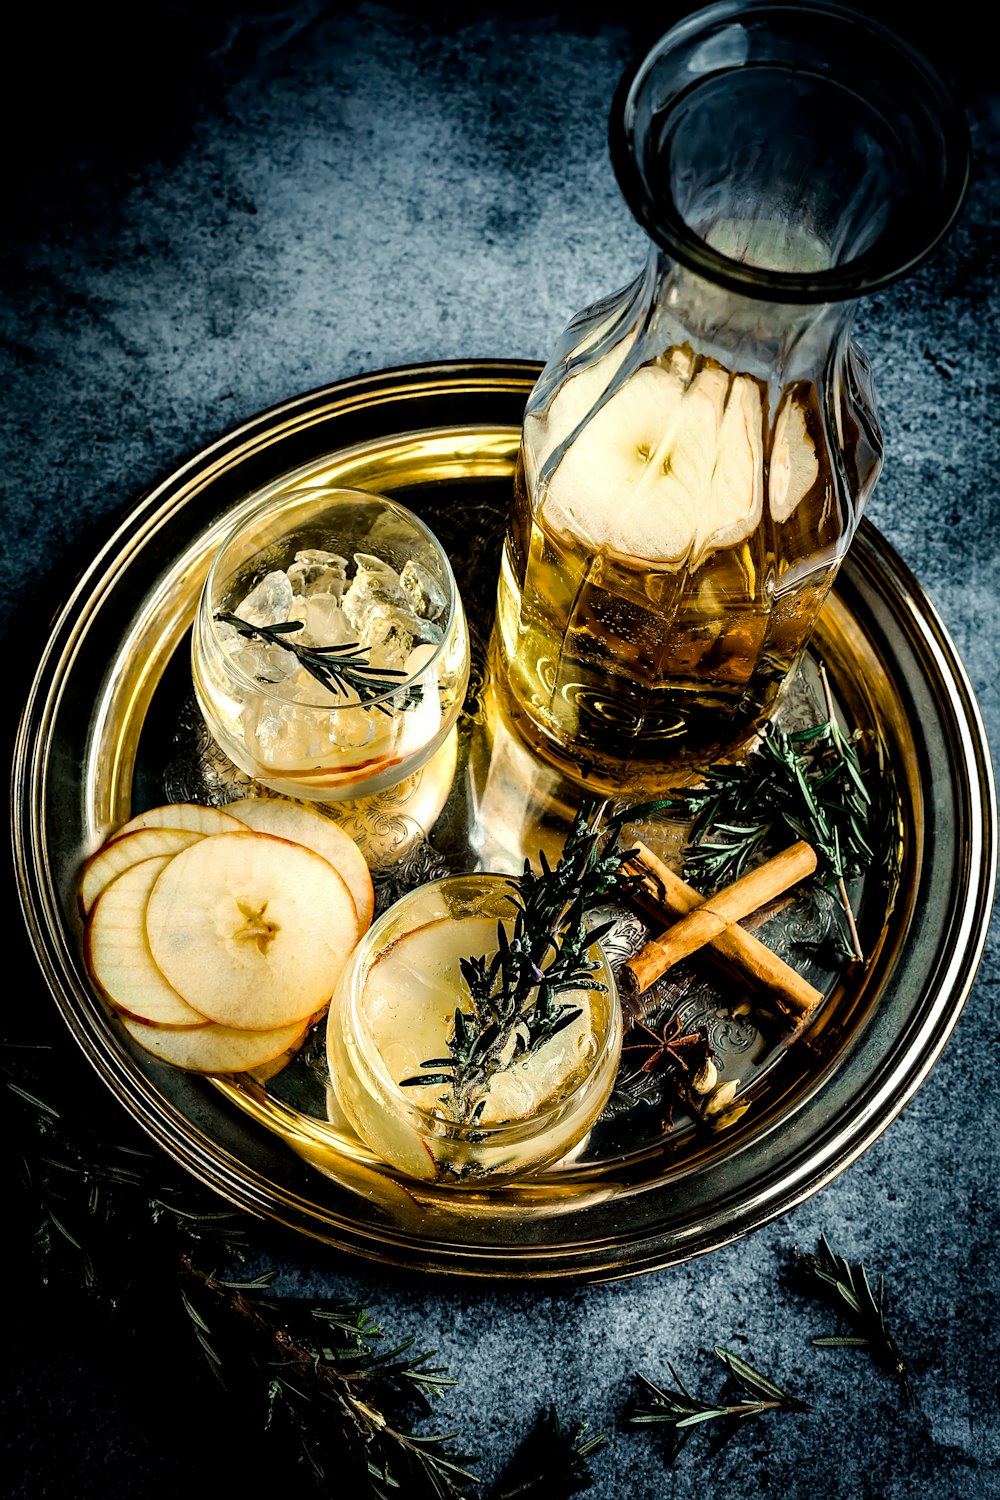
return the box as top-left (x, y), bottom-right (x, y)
top-left (11, 361), bottom-right (997, 1282)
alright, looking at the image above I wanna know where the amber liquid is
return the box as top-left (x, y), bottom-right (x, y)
top-left (493, 431), bottom-right (845, 794)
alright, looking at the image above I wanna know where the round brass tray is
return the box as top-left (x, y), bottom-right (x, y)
top-left (12, 360), bottom-right (997, 1283)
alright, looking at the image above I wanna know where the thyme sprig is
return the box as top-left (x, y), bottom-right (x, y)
top-left (796, 1234), bottom-right (913, 1404)
top-left (628, 1346), bottom-right (811, 1464)
top-left (216, 611), bottom-right (421, 714)
top-left (657, 664), bottom-right (880, 960)
top-left (400, 800), bottom-right (643, 1125)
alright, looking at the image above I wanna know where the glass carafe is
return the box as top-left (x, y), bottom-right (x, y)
top-left (492, 0), bottom-right (969, 795)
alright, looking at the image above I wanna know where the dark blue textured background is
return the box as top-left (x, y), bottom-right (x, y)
top-left (5, 4), bottom-right (998, 1495)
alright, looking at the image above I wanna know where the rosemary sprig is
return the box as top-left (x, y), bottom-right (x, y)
top-left (628, 1346), bottom-right (811, 1464)
top-left (494, 1404), bottom-right (607, 1498)
top-left (796, 1234), bottom-right (913, 1404)
top-left (6, 1018), bottom-right (609, 1497)
top-left (657, 664), bottom-right (880, 960)
top-left (400, 800), bottom-right (641, 1125)
top-left (216, 611), bottom-right (421, 714)
top-left (5, 1038), bottom-right (477, 1497)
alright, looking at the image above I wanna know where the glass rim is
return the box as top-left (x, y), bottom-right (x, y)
top-left (202, 484), bottom-right (462, 707)
top-left (607, 0), bottom-right (971, 304)
top-left (338, 871), bottom-right (622, 1139)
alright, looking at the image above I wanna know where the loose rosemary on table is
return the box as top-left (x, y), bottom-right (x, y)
top-left (796, 1233), bottom-right (913, 1403)
top-left (400, 800), bottom-right (648, 1126)
top-left (628, 1345), bottom-right (811, 1465)
top-left (216, 611), bottom-right (422, 713)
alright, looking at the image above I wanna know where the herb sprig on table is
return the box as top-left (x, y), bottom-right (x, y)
top-left (493, 1405), bottom-right (607, 1498)
top-left (7, 1033), bottom-right (607, 1498)
top-left (400, 801), bottom-right (649, 1125)
top-left (5, 1018), bottom-right (923, 1490)
top-left (628, 1345), bottom-right (811, 1464)
top-left (6, 1041), bottom-right (475, 1496)
top-left (216, 611), bottom-right (422, 713)
top-left (796, 1233), bottom-right (913, 1403)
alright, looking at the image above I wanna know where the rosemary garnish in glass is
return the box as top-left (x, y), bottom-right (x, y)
top-left (399, 801), bottom-right (639, 1125)
top-left (215, 611), bottom-right (422, 714)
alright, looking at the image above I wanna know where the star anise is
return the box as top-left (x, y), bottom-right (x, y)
top-left (620, 1014), bottom-right (714, 1128)
top-left (622, 1013), bottom-right (711, 1075)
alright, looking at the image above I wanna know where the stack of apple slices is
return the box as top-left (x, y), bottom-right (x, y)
top-left (80, 797), bottom-right (375, 1075)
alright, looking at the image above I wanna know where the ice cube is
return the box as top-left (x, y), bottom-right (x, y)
top-left (353, 551), bottom-right (400, 579)
top-left (370, 599), bottom-right (443, 645)
top-left (286, 664), bottom-right (348, 707)
top-left (353, 602), bottom-right (415, 672)
top-left (287, 549), bottom-right (349, 600)
top-left (403, 611), bottom-right (445, 649)
top-left (246, 696), bottom-right (381, 765)
top-left (342, 556), bottom-right (409, 624)
top-left (233, 569), bottom-right (294, 626)
top-left (219, 574), bottom-right (299, 683)
top-left (231, 640), bottom-right (300, 684)
top-left (400, 559), bottom-right (447, 621)
top-left (302, 595), bottom-right (354, 647)
top-left (245, 700), bottom-right (342, 767)
top-left (327, 705), bottom-right (381, 752)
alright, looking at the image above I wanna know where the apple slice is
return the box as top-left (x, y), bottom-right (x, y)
top-left (223, 796), bottom-right (374, 934)
top-left (110, 802), bottom-right (246, 840)
top-left (121, 1013), bottom-right (309, 1073)
top-left (540, 351), bottom-right (764, 571)
top-left (79, 826), bottom-right (205, 917)
top-left (85, 855), bottom-right (212, 1028)
top-left (769, 389), bottom-right (820, 523)
top-left (144, 830), bottom-right (358, 1030)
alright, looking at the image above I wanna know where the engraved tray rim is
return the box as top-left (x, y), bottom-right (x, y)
top-left (11, 359), bottom-right (998, 1283)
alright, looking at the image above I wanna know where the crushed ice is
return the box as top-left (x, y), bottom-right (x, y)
top-left (225, 544), bottom-right (446, 702)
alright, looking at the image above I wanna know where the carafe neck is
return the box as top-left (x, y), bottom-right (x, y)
top-left (636, 246), bottom-right (857, 385)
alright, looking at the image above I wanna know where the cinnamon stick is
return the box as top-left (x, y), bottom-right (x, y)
top-left (621, 841), bottom-right (824, 1017)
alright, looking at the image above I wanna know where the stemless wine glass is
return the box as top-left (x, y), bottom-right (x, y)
top-left (192, 486), bottom-right (471, 801)
top-left (326, 873), bottom-right (623, 1186)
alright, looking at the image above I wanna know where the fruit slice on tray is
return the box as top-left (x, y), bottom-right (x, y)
top-left (79, 798), bottom-right (374, 1075)
top-left (145, 832), bottom-right (358, 1030)
top-left (119, 1014), bottom-right (312, 1073)
top-left (223, 796), bottom-right (374, 933)
top-left (110, 802), bottom-right (247, 839)
top-left (78, 826), bottom-right (205, 917)
top-left (85, 854), bottom-right (213, 1028)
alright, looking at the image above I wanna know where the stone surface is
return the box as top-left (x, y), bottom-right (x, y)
top-left (4, 3), bottom-right (997, 1496)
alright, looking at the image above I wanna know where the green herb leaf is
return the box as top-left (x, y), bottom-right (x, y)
top-left (655, 663), bottom-right (893, 961)
top-left (216, 611), bottom-right (422, 714)
top-left (796, 1234), bottom-right (913, 1403)
top-left (628, 1347), bottom-right (810, 1465)
top-left (401, 800), bottom-right (638, 1124)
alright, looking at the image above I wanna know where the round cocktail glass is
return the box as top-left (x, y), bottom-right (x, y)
top-left (192, 486), bottom-right (470, 800)
top-left (326, 873), bottom-right (622, 1186)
